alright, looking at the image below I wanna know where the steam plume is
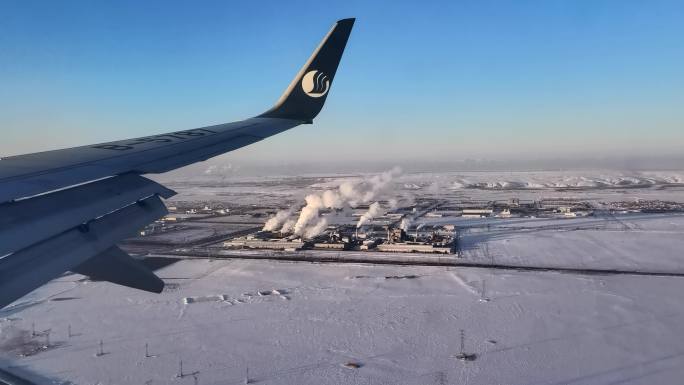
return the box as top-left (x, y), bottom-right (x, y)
top-left (400, 216), bottom-right (413, 231)
top-left (262, 167), bottom-right (402, 239)
top-left (356, 202), bottom-right (386, 228)
top-left (263, 209), bottom-right (294, 231)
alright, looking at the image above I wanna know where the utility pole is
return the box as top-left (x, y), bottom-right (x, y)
top-left (480, 280), bottom-right (490, 302)
top-left (96, 339), bottom-right (105, 357)
top-left (177, 360), bottom-right (184, 378)
top-left (454, 328), bottom-right (477, 361)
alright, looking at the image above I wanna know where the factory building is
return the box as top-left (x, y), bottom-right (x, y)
top-left (376, 242), bottom-right (452, 254)
top-left (497, 208), bottom-right (512, 218)
top-left (376, 225), bottom-right (455, 254)
top-left (462, 209), bottom-right (493, 218)
top-left (224, 238), bottom-right (306, 251)
top-left (360, 239), bottom-right (379, 250)
top-left (313, 242), bottom-right (346, 250)
top-left (387, 227), bottom-right (408, 243)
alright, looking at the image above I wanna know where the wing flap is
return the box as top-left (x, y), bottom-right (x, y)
top-left (0, 195), bottom-right (167, 308)
top-left (0, 174), bottom-right (175, 256)
top-left (72, 246), bottom-right (164, 293)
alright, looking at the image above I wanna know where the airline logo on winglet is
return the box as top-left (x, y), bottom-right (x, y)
top-left (301, 70), bottom-right (330, 98)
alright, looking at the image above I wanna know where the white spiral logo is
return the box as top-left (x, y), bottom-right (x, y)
top-left (301, 70), bottom-right (330, 98)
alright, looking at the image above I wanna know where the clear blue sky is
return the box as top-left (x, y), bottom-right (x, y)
top-left (1, 0), bottom-right (683, 164)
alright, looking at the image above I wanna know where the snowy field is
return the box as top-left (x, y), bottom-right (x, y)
top-left (3, 212), bottom-right (684, 384)
top-left (456, 213), bottom-right (684, 272)
top-left (3, 170), bottom-right (684, 384)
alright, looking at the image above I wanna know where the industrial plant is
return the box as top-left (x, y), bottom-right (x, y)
top-left (124, 182), bottom-right (684, 264)
top-left (224, 222), bottom-right (456, 254)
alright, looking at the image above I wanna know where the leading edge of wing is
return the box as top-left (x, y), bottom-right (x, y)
top-left (0, 18), bottom-right (355, 204)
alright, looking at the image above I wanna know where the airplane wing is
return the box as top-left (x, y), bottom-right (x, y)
top-left (0, 18), bottom-right (355, 308)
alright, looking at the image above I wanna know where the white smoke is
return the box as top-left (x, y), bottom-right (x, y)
top-left (293, 194), bottom-right (324, 235)
top-left (337, 167), bottom-right (401, 207)
top-left (262, 167), bottom-right (403, 239)
top-left (356, 202), bottom-right (386, 228)
top-left (321, 190), bottom-right (344, 208)
top-left (203, 164), bottom-right (235, 179)
top-left (281, 218), bottom-right (296, 233)
top-left (262, 209), bottom-right (294, 231)
top-left (304, 218), bottom-right (328, 239)
top-left (400, 216), bottom-right (413, 231)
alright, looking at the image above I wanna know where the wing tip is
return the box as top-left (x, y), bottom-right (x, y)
top-left (258, 17), bottom-right (355, 121)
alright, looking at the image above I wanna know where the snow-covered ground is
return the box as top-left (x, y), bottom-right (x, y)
top-left (3, 212), bottom-right (684, 384)
top-left (458, 213), bottom-right (684, 272)
top-left (4, 170), bottom-right (684, 384)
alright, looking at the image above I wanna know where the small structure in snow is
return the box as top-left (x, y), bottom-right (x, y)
top-left (343, 361), bottom-right (362, 369)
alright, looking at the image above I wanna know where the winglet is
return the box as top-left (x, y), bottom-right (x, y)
top-left (259, 18), bottom-right (355, 122)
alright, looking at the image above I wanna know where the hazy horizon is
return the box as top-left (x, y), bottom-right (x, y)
top-left (152, 154), bottom-right (684, 179)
